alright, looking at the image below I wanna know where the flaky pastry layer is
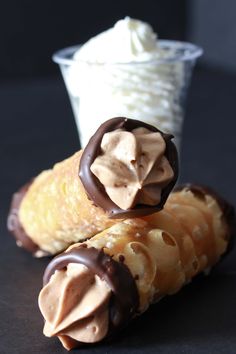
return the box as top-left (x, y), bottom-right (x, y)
top-left (19, 151), bottom-right (117, 254)
top-left (66, 187), bottom-right (230, 312)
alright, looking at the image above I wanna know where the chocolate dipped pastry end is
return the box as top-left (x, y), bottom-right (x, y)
top-left (79, 117), bottom-right (178, 218)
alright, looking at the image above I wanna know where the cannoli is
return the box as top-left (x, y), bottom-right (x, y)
top-left (7, 117), bottom-right (178, 256)
top-left (38, 185), bottom-right (234, 350)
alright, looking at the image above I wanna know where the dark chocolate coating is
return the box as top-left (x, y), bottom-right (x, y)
top-left (43, 246), bottom-right (139, 338)
top-left (7, 181), bottom-right (39, 254)
top-left (79, 117), bottom-right (178, 219)
top-left (174, 184), bottom-right (235, 255)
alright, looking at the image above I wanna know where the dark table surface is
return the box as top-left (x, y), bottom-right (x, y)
top-left (1, 66), bottom-right (236, 354)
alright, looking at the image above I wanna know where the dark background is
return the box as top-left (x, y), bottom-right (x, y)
top-left (0, 0), bottom-right (186, 79)
top-left (1, 1), bottom-right (236, 354)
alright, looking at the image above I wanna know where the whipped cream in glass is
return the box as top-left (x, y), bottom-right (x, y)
top-left (53, 17), bottom-right (203, 149)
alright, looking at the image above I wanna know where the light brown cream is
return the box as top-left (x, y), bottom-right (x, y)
top-left (38, 263), bottom-right (111, 350)
top-left (90, 127), bottom-right (174, 210)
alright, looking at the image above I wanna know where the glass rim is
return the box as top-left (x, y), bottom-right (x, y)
top-left (52, 40), bottom-right (203, 66)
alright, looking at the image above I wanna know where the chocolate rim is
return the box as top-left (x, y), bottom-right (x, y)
top-left (174, 184), bottom-right (235, 256)
top-left (43, 246), bottom-right (139, 337)
top-left (79, 117), bottom-right (178, 219)
top-left (7, 181), bottom-right (39, 254)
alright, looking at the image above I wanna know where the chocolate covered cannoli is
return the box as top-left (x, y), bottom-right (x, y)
top-left (38, 185), bottom-right (234, 350)
top-left (7, 117), bottom-right (178, 256)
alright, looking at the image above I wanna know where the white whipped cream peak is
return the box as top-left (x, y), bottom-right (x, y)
top-left (65, 17), bottom-right (185, 148)
top-left (74, 17), bottom-right (162, 63)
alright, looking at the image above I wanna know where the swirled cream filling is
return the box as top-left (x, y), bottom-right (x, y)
top-left (38, 263), bottom-right (111, 350)
top-left (90, 127), bottom-right (174, 210)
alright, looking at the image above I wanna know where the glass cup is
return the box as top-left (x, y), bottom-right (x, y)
top-left (53, 41), bottom-right (203, 149)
